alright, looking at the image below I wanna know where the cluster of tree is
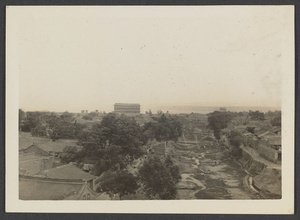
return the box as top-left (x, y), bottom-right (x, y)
top-left (271, 115), bottom-right (281, 127)
top-left (19, 110), bottom-right (43, 132)
top-left (265, 110), bottom-right (281, 117)
top-left (207, 111), bottom-right (233, 140)
top-left (59, 113), bottom-right (147, 175)
top-left (248, 110), bottom-right (265, 121)
top-left (227, 130), bottom-right (245, 148)
top-left (97, 170), bottom-right (139, 200)
top-left (226, 130), bottom-right (245, 157)
top-left (78, 113), bottom-right (146, 158)
top-left (60, 113), bottom-right (184, 174)
top-left (96, 155), bottom-right (181, 200)
top-left (139, 156), bottom-right (181, 199)
top-left (19, 110), bottom-right (86, 141)
top-left (143, 114), bottom-right (183, 142)
top-left (58, 113), bottom-right (183, 199)
top-left (82, 111), bottom-right (99, 120)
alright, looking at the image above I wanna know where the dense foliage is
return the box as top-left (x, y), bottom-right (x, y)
top-left (271, 115), bottom-right (281, 127)
top-left (207, 111), bottom-right (233, 140)
top-left (97, 170), bottom-right (139, 199)
top-left (60, 146), bottom-right (81, 164)
top-left (248, 110), bottom-right (265, 121)
top-left (227, 130), bottom-right (245, 148)
top-left (138, 156), bottom-right (181, 199)
top-left (78, 113), bottom-right (146, 159)
top-left (143, 114), bottom-right (183, 142)
top-left (19, 110), bottom-right (86, 141)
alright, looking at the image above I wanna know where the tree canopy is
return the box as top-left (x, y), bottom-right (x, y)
top-left (138, 156), bottom-right (181, 200)
top-left (248, 110), bottom-right (265, 121)
top-left (19, 111), bottom-right (86, 141)
top-left (227, 130), bottom-right (245, 148)
top-left (143, 114), bottom-right (183, 142)
top-left (63, 113), bottom-right (148, 174)
top-left (207, 111), bottom-right (233, 140)
top-left (97, 170), bottom-right (138, 200)
top-left (271, 115), bottom-right (281, 127)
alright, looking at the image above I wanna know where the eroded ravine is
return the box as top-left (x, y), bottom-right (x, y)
top-left (175, 143), bottom-right (262, 200)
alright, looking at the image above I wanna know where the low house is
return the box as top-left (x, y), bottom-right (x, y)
top-left (256, 130), bottom-right (275, 139)
top-left (19, 144), bottom-right (49, 156)
top-left (252, 126), bottom-right (282, 164)
top-left (19, 175), bottom-right (99, 200)
top-left (19, 154), bottom-right (54, 175)
top-left (264, 136), bottom-right (281, 150)
top-left (257, 144), bottom-right (281, 164)
top-left (38, 163), bottom-right (97, 190)
top-left (19, 145), bottom-right (54, 175)
top-left (270, 126), bottom-right (281, 136)
top-left (19, 132), bottom-right (82, 157)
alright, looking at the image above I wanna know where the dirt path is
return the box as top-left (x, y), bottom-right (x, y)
top-left (175, 144), bottom-right (262, 200)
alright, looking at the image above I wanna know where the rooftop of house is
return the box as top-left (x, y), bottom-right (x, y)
top-left (19, 175), bottom-right (86, 200)
top-left (19, 153), bottom-right (52, 162)
top-left (264, 136), bottom-right (281, 146)
top-left (19, 132), bottom-right (82, 153)
top-left (253, 127), bottom-right (279, 138)
top-left (270, 126), bottom-right (281, 133)
top-left (19, 144), bottom-right (50, 156)
top-left (38, 163), bottom-right (96, 181)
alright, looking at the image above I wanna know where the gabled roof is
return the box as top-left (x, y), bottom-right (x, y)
top-left (19, 132), bottom-right (82, 153)
top-left (270, 126), bottom-right (281, 134)
top-left (19, 144), bottom-right (49, 156)
top-left (19, 175), bottom-right (85, 200)
top-left (256, 130), bottom-right (274, 138)
top-left (39, 163), bottom-right (96, 181)
top-left (265, 136), bottom-right (281, 146)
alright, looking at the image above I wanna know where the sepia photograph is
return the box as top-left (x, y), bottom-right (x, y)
top-left (5, 6), bottom-right (294, 213)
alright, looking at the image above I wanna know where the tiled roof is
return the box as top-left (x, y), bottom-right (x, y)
top-left (19, 132), bottom-right (82, 153)
top-left (270, 126), bottom-right (281, 133)
top-left (19, 144), bottom-right (49, 156)
top-left (256, 130), bottom-right (273, 138)
top-left (96, 192), bottom-right (111, 200)
top-left (265, 136), bottom-right (281, 146)
top-left (19, 176), bottom-right (85, 200)
top-left (39, 163), bottom-right (96, 181)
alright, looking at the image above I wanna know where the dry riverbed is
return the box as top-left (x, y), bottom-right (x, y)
top-left (173, 143), bottom-right (262, 200)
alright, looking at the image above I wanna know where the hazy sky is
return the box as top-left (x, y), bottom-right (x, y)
top-left (8, 6), bottom-right (293, 113)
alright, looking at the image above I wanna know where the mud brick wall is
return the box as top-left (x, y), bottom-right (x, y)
top-left (240, 149), bottom-right (266, 175)
top-left (257, 144), bottom-right (278, 164)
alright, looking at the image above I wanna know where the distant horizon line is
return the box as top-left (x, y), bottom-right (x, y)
top-left (20, 105), bottom-right (281, 114)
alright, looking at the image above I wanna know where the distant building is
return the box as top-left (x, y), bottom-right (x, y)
top-left (114, 103), bottom-right (140, 114)
top-left (219, 107), bottom-right (227, 112)
top-left (81, 110), bottom-right (85, 114)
